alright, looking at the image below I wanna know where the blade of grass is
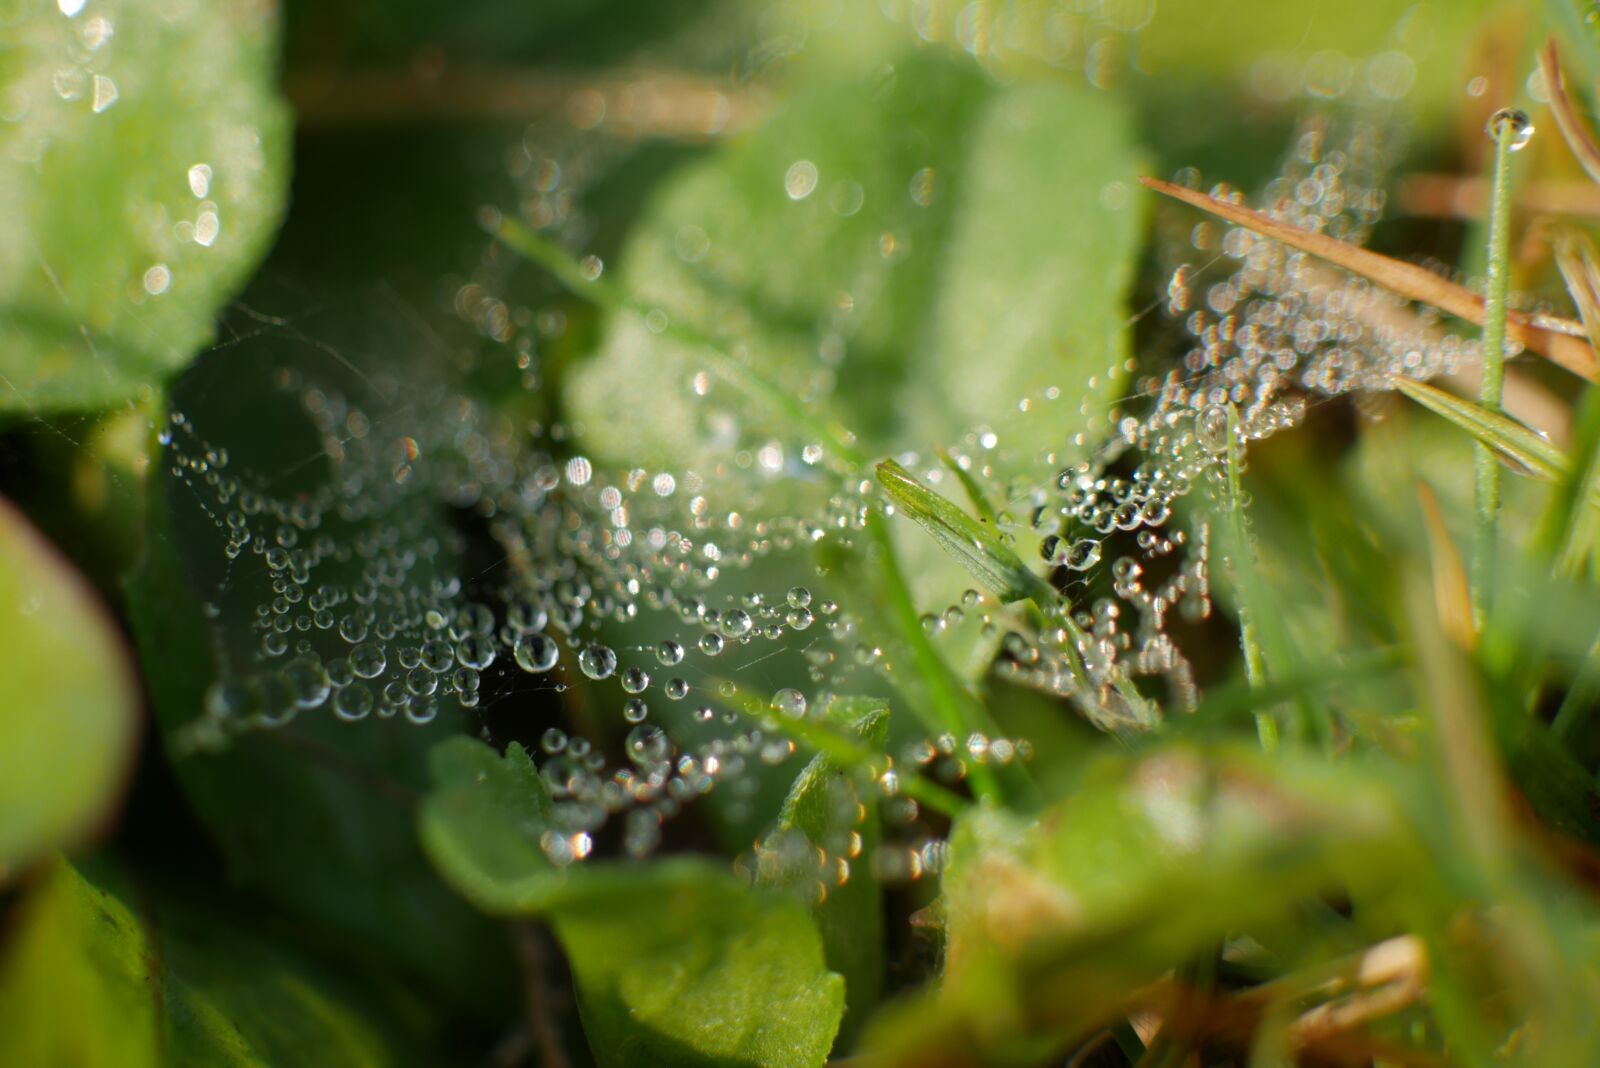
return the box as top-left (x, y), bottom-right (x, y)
top-left (876, 459), bottom-right (1056, 606)
top-left (1137, 176), bottom-right (1599, 382)
top-left (1217, 406), bottom-right (1275, 750)
top-left (699, 674), bottom-right (971, 820)
top-left (490, 214), bottom-right (868, 472)
top-left (1392, 378), bottom-right (1568, 481)
top-left (1539, 38), bottom-right (1600, 187)
top-left (1546, 232), bottom-right (1600, 575)
top-left (1546, 234), bottom-right (1600, 739)
top-left (934, 446), bottom-right (999, 526)
top-left (856, 511), bottom-right (1020, 806)
top-left (1472, 112), bottom-right (1520, 632)
top-left (1416, 483), bottom-right (1475, 651)
top-left (877, 459), bottom-right (1157, 730)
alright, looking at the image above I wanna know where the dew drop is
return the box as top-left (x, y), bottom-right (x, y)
top-left (1486, 107), bottom-right (1533, 152)
top-left (513, 633), bottom-right (560, 673)
top-left (350, 641), bottom-right (387, 679)
top-left (770, 687), bottom-right (807, 718)
top-left (1063, 538), bottom-right (1102, 571)
top-left (578, 643), bottom-right (617, 680)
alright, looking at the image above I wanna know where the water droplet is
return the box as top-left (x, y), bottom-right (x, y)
top-left (350, 641), bottom-right (387, 679)
top-left (770, 688), bottom-right (807, 718)
top-left (1195, 405), bottom-right (1229, 454)
top-left (513, 633), bottom-right (560, 673)
top-left (332, 683), bottom-right (373, 722)
top-left (784, 160), bottom-right (818, 200)
top-left (1063, 538), bottom-right (1102, 571)
top-left (1486, 107), bottom-right (1533, 152)
top-left (578, 643), bottom-right (617, 680)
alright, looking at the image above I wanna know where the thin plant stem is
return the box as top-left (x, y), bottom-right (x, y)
top-left (1472, 118), bottom-right (1520, 631)
top-left (1219, 406), bottom-right (1274, 750)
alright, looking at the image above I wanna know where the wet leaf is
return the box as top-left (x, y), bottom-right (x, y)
top-left (0, 0), bottom-right (290, 411)
top-left (561, 58), bottom-right (1142, 477)
top-left (760, 696), bottom-right (888, 1044)
top-left (421, 736), bottom-right (847, 1067)
top-left (867, 746), bottom-right (1422, 1065)
top-left (0, 494), bottom-right (137, 876)
top-left (0, 857), bottom-right (431, 1067)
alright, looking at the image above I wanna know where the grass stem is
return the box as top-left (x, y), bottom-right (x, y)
top-left (1472, 115), bottom-right (1520, 631)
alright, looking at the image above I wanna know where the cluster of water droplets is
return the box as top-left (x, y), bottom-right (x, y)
top-left (164, 62), bottom-right (1514, 880)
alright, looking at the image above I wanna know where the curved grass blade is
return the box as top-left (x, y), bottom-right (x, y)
top-left (1393, 378), bottom-right (1567, 481)
top-left (1540, 37), bottom-right (1600, 188)
top-left (875, 459), bottom-right (1055, 606)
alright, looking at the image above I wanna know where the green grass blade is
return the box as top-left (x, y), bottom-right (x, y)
top-left (934, 446), bottom-right (999, 526)
top-left (1545, 234), bottom-right (1600, 576)
top-left (1393, 377), bottom-right (1567, 480)
top-left (701, 673), bottom-right (971, 819)
top-left (876, 459), bottom-right (1055, 606)
top-left (1217, 406), bottom-right (1276, 750)
top-left (1472, 115), bottom-right (1520, 630)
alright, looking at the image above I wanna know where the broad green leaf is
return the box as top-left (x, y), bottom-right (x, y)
top-left (421, 736), bottom-right (847, 1067)
top-left (0, 857), bottom-right (430, 1067)
top-left (561, 58), bottom-right (1142, 480)
top-left (759, 696), bottom-right (888, 1045)
top-left (876, 458), bottom-right (1055, 605)
top-left (866, 746), bottom-right (1424, 1065)
top-left (0, 494), bottom-right (137, 875)
top-left (0, 0), bottom-right (290, 411)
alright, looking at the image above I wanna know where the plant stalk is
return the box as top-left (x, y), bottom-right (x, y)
top-left (1472, 119), bottom-right (1519, 631)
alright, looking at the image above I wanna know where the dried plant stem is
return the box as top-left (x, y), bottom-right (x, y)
top-left (1473, 122), bottom-right (1517, 631)
top-left (1138, 176), bottom-right (1597, 381)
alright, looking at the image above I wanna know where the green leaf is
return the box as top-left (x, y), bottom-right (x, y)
top-left (421, 736), bottom-right (847, 1067)
top-left (876, 459), bottom-right (1055, 605)
top-left (0, 857), bottom-right (430, 1067)
top-left (760, 696), bottom-right (888, 1045)
top-left (561, 58), bottom-right (1142, 478)
top-left (867, 746), bottom-right (1422, 1065)
top-left (0, 0), bottom-right (290, 411)
top-left (0, 494), bottom-right (137, 874)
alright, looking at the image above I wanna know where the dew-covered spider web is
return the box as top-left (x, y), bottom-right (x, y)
top-left (107, 35), bottom-right (1563, 904)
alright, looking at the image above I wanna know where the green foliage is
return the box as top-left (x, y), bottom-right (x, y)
top-left (14, 1), bottom-right (1600, 1066)
top-left (0, 0), bottom-right (289, 410)
top-left (876, 459), bottom-right (1055, 605)
top-left (759, 696), bottom-right (889, 1041)
top-left (562, 59), bottom-right (1142, 477)
top-left (420, 737), bottom-right (846, 1066)
top-left (0, 857), bottom-right (431, 1066)
top-left (0, 496), bottom-right (136, 871)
